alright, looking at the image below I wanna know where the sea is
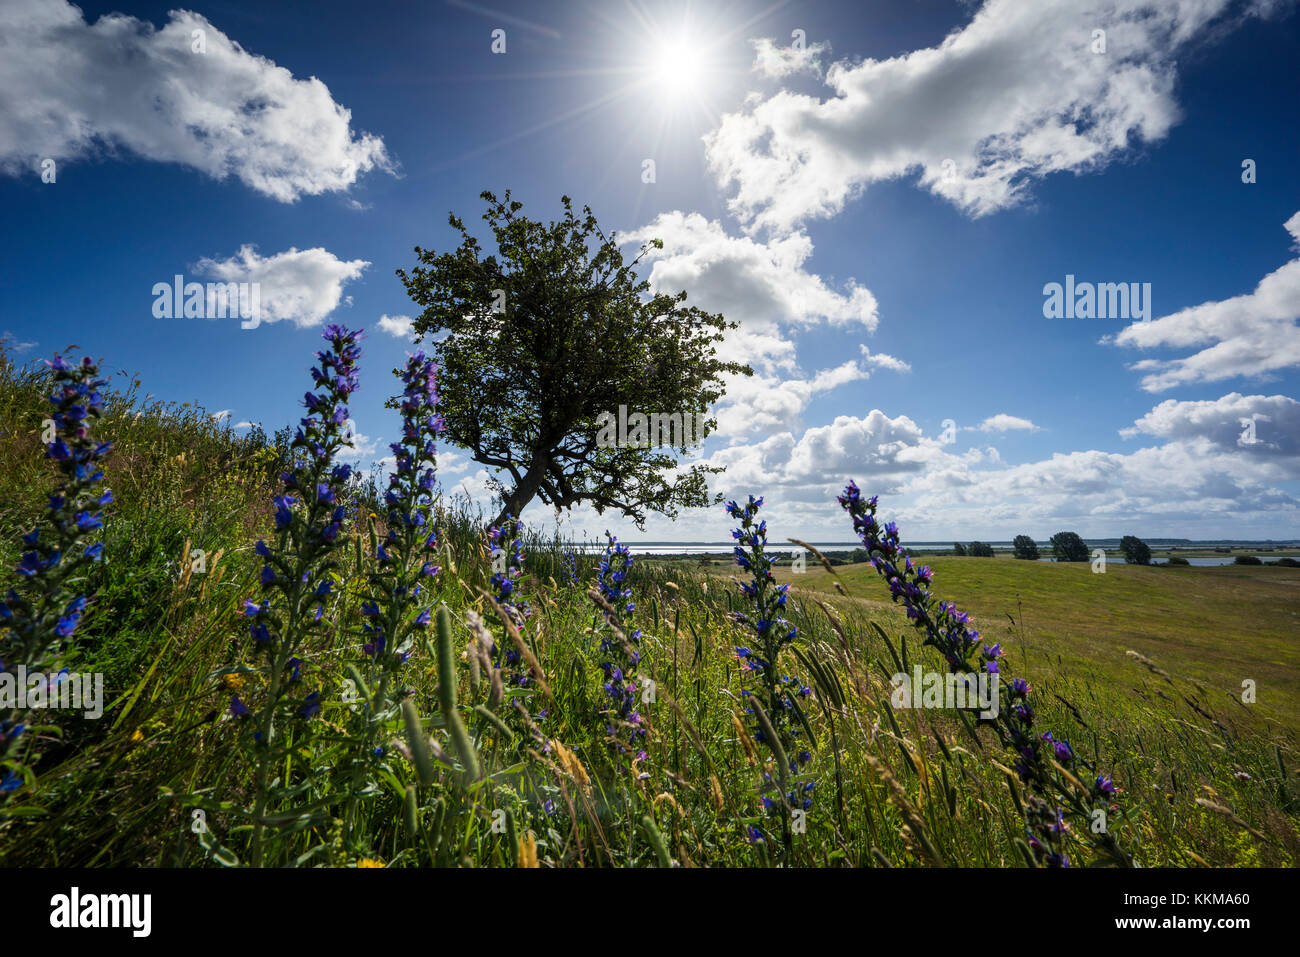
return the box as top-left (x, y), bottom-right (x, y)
top-left (568, 540), bottom-right (1299, 567)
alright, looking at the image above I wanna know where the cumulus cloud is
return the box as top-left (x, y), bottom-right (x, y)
top-left (714, 347), bottom-right (909, 440)
top-left (972, 414), bottom-right (1039, 433)
top-left (195, 245), bottom-right (369, 328)
top-left (1121, 392), bottom-right (1300, 456)
top-left (1110, 211), bottom-right (1300, 391)
top-left (376, 314), bottom-right (415, 338)
top-left (859, 345), bottom-right (911, 374)
top-left (701, 410), bottom-right (951, 494)
top-left (626, 212), bottom-right (907, 442)
top-left (752, 36), bottom-right (830, 78)
top-left (685, 405), bottom-right (1298, 540)
top-left (898, 439), bottom-right (1298, 538)
top-left (0, 1), bottom-right (391, 201)
top-left (633, 211), bottom-right (879, 339)
top-left (705, 0), bottom-right (1282, 234)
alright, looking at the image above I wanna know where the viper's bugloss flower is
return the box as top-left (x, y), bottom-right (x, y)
top-left (727, 495), bottom-right (814, 840)
top-left (1, 351), bottom-right (112, 767)
top-left (488, 516), bottom-right (530, 622)
top-left (561, 551), bottom-right (580, 586)
top-left (591, 532), bottom-right (645, 759)
top-left (234, 326), bottom-right (362, 792)
top-left (299, 691), bottom-right (321, 720)
top-left (345, 351), bottom-right (444, 780)
top-left (838, 481), bottom-right (1128, 867)
top-left (485, 513), bottom-right (545, 734)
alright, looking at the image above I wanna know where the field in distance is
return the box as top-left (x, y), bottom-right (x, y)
top-left (763, 556), bottom-right (1300, 735)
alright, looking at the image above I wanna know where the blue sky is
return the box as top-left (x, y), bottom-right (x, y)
top-left (2, 0), bottom-right (1298, 543)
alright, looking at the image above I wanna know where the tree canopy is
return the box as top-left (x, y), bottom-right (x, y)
top-left (1120, 535), bottom-right (1152, 565)
top-left (1012, 535), bottom-right (1040, 560)
top-left (1050, 531), bottom-right (1090, 562)
top-left (397, 191), bottom-right (751, 526)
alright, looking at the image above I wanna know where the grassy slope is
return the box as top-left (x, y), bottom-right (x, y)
top-left (2, 347), bottom-right (1298, 868)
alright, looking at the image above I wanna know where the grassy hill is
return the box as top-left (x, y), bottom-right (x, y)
top-left (1, 343), bottom-right (1297, 868)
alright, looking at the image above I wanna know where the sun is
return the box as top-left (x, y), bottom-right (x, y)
top-left (648, 33), bottom-right (708, 99)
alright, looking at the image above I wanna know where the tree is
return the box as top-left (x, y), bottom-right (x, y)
top-left (398, 191), bottom-right (751, 527)
top-left (952, 542), bottom-right (967, 556)
top-left (1012, 534), bottom-right (1040, 560)
top-left (968, 541), bottom-right (995, 557)
top-left (1050, 531), bottom-right (1090, 562)
top-left (1120, 535), bottom-right (1151, 566)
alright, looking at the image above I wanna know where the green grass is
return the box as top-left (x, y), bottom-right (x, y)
top-left (1, 345), bottom-right (1297, 868)
top-left (774, 556), bottom-right (1300, 734)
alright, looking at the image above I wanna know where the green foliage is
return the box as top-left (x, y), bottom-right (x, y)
top-left (1050, 531), bottom-right (1090, 562)
top-left (396, 190), bottom-right (752, 528)
top-left (967, 541), bottom-right (995, 557)
top-left (1012, 535), bottom-right (1039, 560)
top-left (1120, 535), bottom-right (1152, 566)
top-left (952, 542), bottom-right (967, 556)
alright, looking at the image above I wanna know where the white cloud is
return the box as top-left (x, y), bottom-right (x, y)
top-left (196, 245), bottom-right (369, 328)
top-left (435, 448), bottom-right (470, 474)
top-left (0, 1), bottom-right (391, 201)
top-left (626, 211), bottom-right (901, 443)
top-left (898, 439), bottom-right (1298, 538)
top-left (714, 348), bottom-right (908, 441)
top-left (337, 421), bottom-right (380, 462)
top-left (972, 414), bottom-right (1039, 433)
top-left (699, 410), bottom-right (951, 496)
top-left (2, 331), bottom-right (38, 354)
top-left (376, 314), bottom-right (415, 338)
top-left (859, 345), bottom-right (911, 374)
top-left (445, 468), bottom-right (498, 512)
top-left (752, 37), bottom-right (830, 78)
top-left (440, 390), bottom-right (1300, 542)
top-left (1121, 392), bottom-right (1300, 456)
top-left (1110, 211), bottom-right (1300, 391)
top-left (705, 0), bottom-right (1281, 234)
top-left (211, 409), bottom-right (232, 422)
top-left (633, 211), bottom-right (879, 341)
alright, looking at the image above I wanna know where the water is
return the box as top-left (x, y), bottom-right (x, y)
top-left (1036, 556), bottom-right (1285, 567)
top-left (567, 542), bottom-right (1291, 567)
top-left (570, 542), bottom-right (818, 556)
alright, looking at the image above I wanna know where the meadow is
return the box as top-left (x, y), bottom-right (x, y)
top-left (0, 338), bottom-right (1296, 869)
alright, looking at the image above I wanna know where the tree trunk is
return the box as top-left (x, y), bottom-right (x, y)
top-left (492, 457), bottom-right (549, 528)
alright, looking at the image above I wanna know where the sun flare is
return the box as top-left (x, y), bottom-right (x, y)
top-left (649, 33), bottom-right (706, 98)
